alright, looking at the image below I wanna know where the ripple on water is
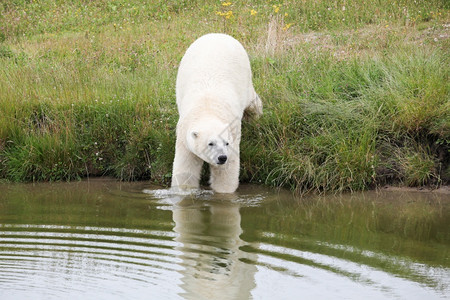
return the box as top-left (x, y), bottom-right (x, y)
top-left (0, 224), bottom-right (186, 300)
top-left (143, 187), bottom-right (266, 208)
top-left (247, 233), bottom-right (450, 300)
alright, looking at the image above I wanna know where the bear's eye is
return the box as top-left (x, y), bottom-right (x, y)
top-left (208, 142), bottom-right (214, 146)
top-left (225, 142), bottom-right (229, 146)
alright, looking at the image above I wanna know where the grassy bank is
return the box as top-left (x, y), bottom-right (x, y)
top-left (0, 0), bottom-right (449, 192)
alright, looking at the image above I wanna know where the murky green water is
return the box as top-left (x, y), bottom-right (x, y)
top-left (0, 179), bottom-right (449, 299)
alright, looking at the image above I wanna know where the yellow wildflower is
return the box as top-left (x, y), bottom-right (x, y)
top-left (216, 10), bottom-right (233, 19)
top-left (283, 23), bottom-right (294, 31)
top-left (250, 9), bottom-right (257, 16)
top-left (273, 5), bottom-right (281, 13)
top-left (222, 1), bottom-right (232, 6)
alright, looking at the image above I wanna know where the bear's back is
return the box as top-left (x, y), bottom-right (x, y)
top-left (179, 33), bottom-right (249, 74)
top-left (176, 33), bottom-right (254, 116)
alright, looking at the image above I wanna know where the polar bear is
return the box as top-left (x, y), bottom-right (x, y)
top-left (171, 33), bottom-right (262, 193)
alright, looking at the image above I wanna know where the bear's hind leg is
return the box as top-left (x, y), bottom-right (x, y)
top-left (244, 93), bottom-right (263, 118)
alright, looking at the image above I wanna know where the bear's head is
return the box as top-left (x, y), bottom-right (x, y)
top-left (186, 120), bottom-right (233, 166)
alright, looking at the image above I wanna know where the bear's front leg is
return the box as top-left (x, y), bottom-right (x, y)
top-left (171, 142), bottom-right (203, 191)
top-left (209, 155), bottom-right (240, 193)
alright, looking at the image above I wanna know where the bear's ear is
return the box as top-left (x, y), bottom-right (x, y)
top-left (191, 131), bottom-right (199, 139)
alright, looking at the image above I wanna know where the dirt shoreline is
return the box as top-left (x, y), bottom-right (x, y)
top-left (379, 185), bottom-right (450, 195)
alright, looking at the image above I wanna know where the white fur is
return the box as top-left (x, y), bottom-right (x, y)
top-left (171, 33), bottom-right (262, 193)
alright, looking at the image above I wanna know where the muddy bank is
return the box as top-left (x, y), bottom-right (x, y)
top-left (379, 185), bottom-right (450, 195)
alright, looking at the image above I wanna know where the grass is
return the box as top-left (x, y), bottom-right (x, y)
top-left (0, 0), bottom-right (449, 192)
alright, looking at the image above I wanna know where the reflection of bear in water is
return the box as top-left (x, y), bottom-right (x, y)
top-left (172, 197), bottom-right (256, 300)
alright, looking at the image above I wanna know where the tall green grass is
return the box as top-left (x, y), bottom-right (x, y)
top-left (0, 0), bottom-right (448, 191)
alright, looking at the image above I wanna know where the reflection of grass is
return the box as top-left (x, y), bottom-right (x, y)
top-left (241, 190), bottom-right (450, 269)
top-left (0, 1), bottom-right (449, 191)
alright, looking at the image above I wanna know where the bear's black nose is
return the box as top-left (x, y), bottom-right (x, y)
top-left (218, 155), bottom-right (227, 164)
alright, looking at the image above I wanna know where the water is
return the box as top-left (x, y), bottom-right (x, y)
top-left (0, 179), bottom-right (449, 300)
